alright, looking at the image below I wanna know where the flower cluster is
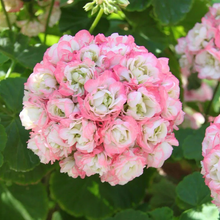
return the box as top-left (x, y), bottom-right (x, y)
top-left (176, 3), bottom-right (220, 80)
top-left (201, 116), bottom-right (220, 209)
top-left (3, 0), bottom-right (23, 12)
top-left (0, 0), bottom-right (61, 37)
top-left (20, 30), bottom-right (184, 185)
top-left (183, 82), bottom-right (213, 102)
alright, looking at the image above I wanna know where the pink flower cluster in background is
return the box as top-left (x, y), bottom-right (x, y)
top-left (176, 3), bottom-right (220, 80)
top-left (0, 0), bottom-right (61, 37)
top-left (201, 116), bottom-right (220, 208)
top-left (20, 30), bottom-right (184, 185)
top-left (183, 82), bottom-right (213, 102)
top-left (3, 0), bottom-right (23, 12)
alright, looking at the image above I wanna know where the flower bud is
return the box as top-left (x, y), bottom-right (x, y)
top-left (84, 0), bottom-right (130, 15)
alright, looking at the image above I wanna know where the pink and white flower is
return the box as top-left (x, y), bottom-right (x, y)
top-left (115, 53), bottom-right (160, 85)
top-left (125, 87), bottom-right (161, 120)
top-left (47, 92), bottom-right (78, 121)
top-left (147, 142), bottom-right (173, 168)
top-left (55, 59), bottom-right (95, 97)
top-left (45, 123), bottom-right (72, 157)
top-left (101, 148), bottom-right (146, 186)
top-left (20, 99), bottom-right (48, 130)
top-left (16, 20), bottom-right (45, 37)
top-left (137, 117), bottom-right (169, 153)
top-left (27, 132), bottom-right (52, 164)
top-left (59, 156), bottom-right (86, 178)
top-left (59, 118), bottom-right (98, 153)
top-left (79, 71), bottom-right (126, 121)
top-left (74, 147), bottom-right (110, 176)
top-left (101, 116), bottom-right (138, 156)
top-left (195, 48), bottom-right (220, 79)
top-left (44, 35), bottom-right (80, 65)
top-left (25, 62), bottom-right (57, 98)
top-left (186, 22), bottom-right (214, 52)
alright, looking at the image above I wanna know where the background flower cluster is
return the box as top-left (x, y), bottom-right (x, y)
top-left (202, 116), bottom-right (220, 209)
top-left (175, 3), bottom-right (220, 80)
top-left (0, 0), bottom-right (61, 36)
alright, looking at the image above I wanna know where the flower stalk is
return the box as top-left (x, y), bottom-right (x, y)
top-left (44, 0), bottom-right (55, 44)
top-left (89, 8), bottom-right (104, 34)
top-left (0, 0), bottom-right (12, 31)
top-left (205, 81), bottom-right (220, 123)
top-left (5, 60), bottom-right (15, 79)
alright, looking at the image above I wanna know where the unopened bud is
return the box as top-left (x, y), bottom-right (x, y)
top-left (117, 0), bottom-right (130, 8)
top-left (84, 2), bottom-right (95, 12)
top-left (84, 0), bottom-right (130, 15)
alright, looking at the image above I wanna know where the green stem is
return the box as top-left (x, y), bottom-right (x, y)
top-left (0, 0), bottom-right (12, 31)
top-left (44, 0), bottom-right (55, 44)
top-left (205, 81), bottom-right (220, 123)
top-left (89, 8), bottom-right (104, 34)
top-left (5, 60), bottom-right (15, 79)
top-left (170, 27), bottom-right (177, 44)
top-left (26, 1), bottom-right (35, 19)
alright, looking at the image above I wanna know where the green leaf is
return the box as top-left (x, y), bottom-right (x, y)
top-left (177, 0), bottom-right (209, 32)
top-left (172, 128), bottom-right (192, 161)
top-left (149, 179), bottom-right (177, 209)
top-left (176, 172), bottom-right (211, 209)
top-left (125, 0), bottom-right (152, 12)
top-left (0, 163), bottom-right (54, 185)
top-left (180, 203), bottom-right (219, 220)
top-left (59, 6), bottom-right (90, 33)
top-left (0, 78), bottom-right (39, 171)
top-left (50, 169), bottom-right (153, 219)
top-left (136, 203), bottom-right (150, 212)
top-left (152, 0), bottom-right (193, 25)
top-left (124, 9), bottom-right (152, 27)
top-left (15, 45), bottom-right (47, 69)
top-left (1, 116), bottom-right (40, 172)
top-left (212, 0), bottom-right (220, 3)
top-left (148, 207), bottom-right (174, 220)
top-left (0, 31), bottom-right (27, 59)
top-left (105, 209), bottom-right (151, 220)
top-left (212, 83), bottom-right (220, 113)
top-left (182, 125), bottom-right (208, 162)
top-left (0, 77), bottom-right (26, 112)
top-left (0, 52), bottom-right (9, 64)
top-left (187, 73), bottom-right (202, 91)
top-left (0, 155), bottom-right (3, 168)
top-left (91, 17), bottom-right (110, 36)
top-left (0, 31), bottom-right (47, 69)
top-left (105, 19), bottom-right (130, 36)
top-left (125, 9), bottom-right (169, 55)
top-left (0, 182), bottom-right (48, 220)
top-left (52, 210), bottom-right (87, 220)
top-left (50, 173), bottom-right (113, 219)
top-left (59, 4), bottom-right (110, 35)
top-left (0, 124), bottom-right (7, 167)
